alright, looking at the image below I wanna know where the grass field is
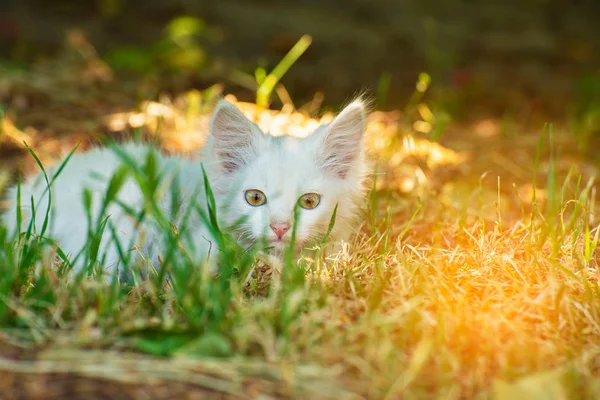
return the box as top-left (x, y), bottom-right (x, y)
top-left (0, 91), bottom-right (599, 400)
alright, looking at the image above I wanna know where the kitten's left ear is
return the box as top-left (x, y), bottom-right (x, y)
top-left (317, 100), bottom-right (367, 178)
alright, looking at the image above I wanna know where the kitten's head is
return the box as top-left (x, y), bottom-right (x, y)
top-left (204, 100), bottom-right (368, 255)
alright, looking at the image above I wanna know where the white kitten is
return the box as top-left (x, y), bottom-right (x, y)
top-left (2, 100), bottom-right (368, 276)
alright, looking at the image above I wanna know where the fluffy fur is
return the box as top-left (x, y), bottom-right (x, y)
top-left (2, 100), bottom-right (369, 275)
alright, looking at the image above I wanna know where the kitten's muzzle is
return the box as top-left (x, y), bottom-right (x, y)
top-left (270, 222), bottom-right (290, 240)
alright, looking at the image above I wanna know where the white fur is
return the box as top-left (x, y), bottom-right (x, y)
top-left (2, 100), bottom-right (369, 275)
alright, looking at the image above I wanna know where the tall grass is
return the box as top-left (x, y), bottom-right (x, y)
top-left (0, 141), bottom-right (312, 350)
top-left (0, 113), bottom-right (599, 399)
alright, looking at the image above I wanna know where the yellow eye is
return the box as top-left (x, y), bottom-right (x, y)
top-left (298, 193), bottom-right (321, 209)
top-left (245, 189), bottom-right (267, 206)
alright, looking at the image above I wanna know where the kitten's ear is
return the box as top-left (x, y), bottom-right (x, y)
top-left (317, 100), bottom-right (367, 178)
top-left (209, 100), bottom-right (260, 173)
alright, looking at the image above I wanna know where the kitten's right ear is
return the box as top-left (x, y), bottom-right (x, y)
top-left (209, 101), bottom-right (259, 173)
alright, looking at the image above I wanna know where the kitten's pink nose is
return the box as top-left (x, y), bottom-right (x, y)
top-left (270, 222), bottom-right (290, 240)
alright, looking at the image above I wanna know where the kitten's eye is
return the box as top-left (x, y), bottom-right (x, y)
top-left (298, 193), bottom-right (321, 209)
top-left (245, 189), bottom-right (267, 206)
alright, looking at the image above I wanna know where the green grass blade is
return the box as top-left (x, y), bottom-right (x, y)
top-left (15, 175), bottom-right (22, 239)
top-left (320, 203), bottom-right (338, 247)
top-left (23, 142), bottom-right (51, 237)
top-left (256, 35), bottom-right (312, 108)
top-left (48, 142), bottom-right (81, 187)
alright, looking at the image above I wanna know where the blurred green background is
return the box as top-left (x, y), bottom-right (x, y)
top-left (1, 0), bottom-right (599, 116)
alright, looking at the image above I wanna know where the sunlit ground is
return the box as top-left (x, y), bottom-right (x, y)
top-left (1, 34), bottom-right (600, 400)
